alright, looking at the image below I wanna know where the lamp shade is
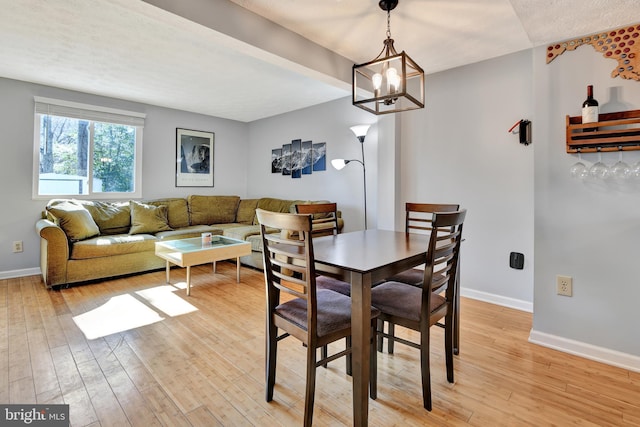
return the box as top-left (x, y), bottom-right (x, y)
top-left (331, 159), bottom-right (347, 170)
top-left (350, 125), bottom-right (370, 139)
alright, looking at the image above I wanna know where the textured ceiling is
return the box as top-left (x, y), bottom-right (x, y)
top-left (0, 0), bottom-right (639, 122)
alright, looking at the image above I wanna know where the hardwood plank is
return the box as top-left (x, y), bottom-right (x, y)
top-left (1, 270), bottom-right (638, 426)
top-left (27, 327), bottom-right (59, 397)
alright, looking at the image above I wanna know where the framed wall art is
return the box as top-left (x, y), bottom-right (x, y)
top-left (270, 140), bottom-right (327, 178)
top-left (176, 128), bottom-right (214, 187)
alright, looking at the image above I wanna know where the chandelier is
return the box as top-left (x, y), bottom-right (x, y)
top-left (352, 0), bottom-right (425, 115)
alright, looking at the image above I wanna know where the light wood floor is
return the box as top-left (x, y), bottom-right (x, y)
top-left (2, 263), bottom-right (639, 426)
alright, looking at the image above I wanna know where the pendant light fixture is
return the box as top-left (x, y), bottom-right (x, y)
top-left (352, 0), bottom-right (424, 115)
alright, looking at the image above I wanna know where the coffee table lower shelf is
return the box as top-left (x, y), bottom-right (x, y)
top-left (155, 236), bottom-right (252, 295)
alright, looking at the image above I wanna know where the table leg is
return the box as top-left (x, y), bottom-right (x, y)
top-left (213, 261), bottom-right (217, 274)
top-left (236, 257), bottom-right (240, 283)
top-left (350, 272), bottom-right (370, 426)
top-left (165, 260), bottom-right (170, 283)
top-left (186, 265), bottom-right (191, 296)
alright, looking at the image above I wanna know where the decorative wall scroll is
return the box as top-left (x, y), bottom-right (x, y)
top-left (546, 23), bottom-right (640, 81)
top-left (271, 140), bottom-right (326, 179)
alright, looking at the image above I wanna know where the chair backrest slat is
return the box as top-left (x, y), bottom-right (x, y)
top-left (295, 203), bottom-right (339, 237)
top-left (423, 209), bottom-right (466, 302)
top-left (405, 202), bottom-right (460, 235)
top-left (257, 208), bottom-right (319, 327)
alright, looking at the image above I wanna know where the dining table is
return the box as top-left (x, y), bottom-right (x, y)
top-left (312, 229), bottom-right (431, 426)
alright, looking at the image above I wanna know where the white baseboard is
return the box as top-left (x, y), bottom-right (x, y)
top-left (461, 287), bottom-right (533, 313)
top-left (0, 268), bottom-right (41, 280)
top-left (461, 288), bottom-right (640, 372)
top-left (529, 329), bottom-right (640, 373)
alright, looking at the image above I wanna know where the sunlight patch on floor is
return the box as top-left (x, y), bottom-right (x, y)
top-left (136, 285), bottom-right (198, 317)
top-left (73, 294), bottom-right (164, 340)
top-left (73, 284), bottom-right (199, 339)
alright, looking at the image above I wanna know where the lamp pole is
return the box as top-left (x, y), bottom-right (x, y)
top-left (359, 139), bottom-right (367, 230)
top-left (332, 125), bottom-right (370, 231)
top-left (343, 157), bottom-right (366, 230)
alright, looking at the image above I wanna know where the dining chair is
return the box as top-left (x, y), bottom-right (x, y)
top-left (295, 202), bottom-right (352, 367)
top-left (380, 202), bottom-right (462, 355)
top-left (294, 203), bottom-right (349, 293)
top-left (294, 202), bottom-right (340, 237)
top-left (256, 208), bottom-right (379, 426)
top-left (371, 209), bottom-right (466, 411)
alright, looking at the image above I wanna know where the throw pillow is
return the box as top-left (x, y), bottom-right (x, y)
top-left (47, 201), bottom-right (100, 241)
top-left (129, 201), bottom-right (172, 234)
top-left (81, 200), bottom-right (131, 235)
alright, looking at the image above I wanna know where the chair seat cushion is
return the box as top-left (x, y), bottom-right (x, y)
top-left (385, 268), bottom-right (447, 290)
top-left (316, 275), bottom-right (351, 296)
top-left (386, 267), bottom-right (424, 286)
top-left (371, 281), bottom-right (445, 322)
top-left (275, 289), bottom-right (380, 337)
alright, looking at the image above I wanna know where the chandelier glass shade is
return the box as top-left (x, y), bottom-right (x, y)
top-left (352, 0), bottom-right (424, 115)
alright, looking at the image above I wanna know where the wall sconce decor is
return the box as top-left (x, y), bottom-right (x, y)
top-left (352, 0), bottom-right (425, 115)
top-left (546, 22), bottom-right (640, 81)
top-left (331, 125), bottom-right (370, 229)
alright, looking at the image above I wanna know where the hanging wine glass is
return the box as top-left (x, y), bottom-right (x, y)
top-left (589, 150), bottom-right (609, 180)
top-left (631, 161), bottom-right (640, 179)
top-left (610, 149), bottom-right (631, 180)
top-left (569, 151), bottom-right (589, 180)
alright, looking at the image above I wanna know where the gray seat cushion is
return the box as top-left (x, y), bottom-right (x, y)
top-left (316, 275), bottom-right (351, 296)
top-left (371, 281), bottom-right (445, 322)
top-left (275, 289), bottom-right (380, 337)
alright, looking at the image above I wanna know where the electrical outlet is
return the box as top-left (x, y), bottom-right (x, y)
top-left (12, 241), bottom-right (23, 253)
top-left (556, 275), bottom-right (572, 296)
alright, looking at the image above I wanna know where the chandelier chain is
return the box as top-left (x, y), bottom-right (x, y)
top-left (386, 9), bottom-right (392, 39)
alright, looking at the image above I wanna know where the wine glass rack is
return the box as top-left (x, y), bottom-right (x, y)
top-left (566, 109), bottom-right (640, 153)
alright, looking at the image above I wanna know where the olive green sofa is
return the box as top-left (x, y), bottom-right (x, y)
top-left (36, 196), bottom-right (343, 289)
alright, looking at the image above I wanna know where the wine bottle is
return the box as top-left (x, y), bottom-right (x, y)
top-left (581, 85), bottom-right (599, 132)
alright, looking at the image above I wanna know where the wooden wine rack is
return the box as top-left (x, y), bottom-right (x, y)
top-left (566, 109), bottom-right (640, 153)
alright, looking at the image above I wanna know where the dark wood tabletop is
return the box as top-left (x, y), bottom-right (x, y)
top-left (313, 229), bottom-right (430, 281)
top-left (312, 229), bottom-right (430, 426)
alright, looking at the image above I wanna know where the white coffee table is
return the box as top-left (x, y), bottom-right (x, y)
top-left (155, 235), bottom-right (251, 295)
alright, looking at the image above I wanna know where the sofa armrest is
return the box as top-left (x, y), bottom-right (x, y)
top-left (36, 219), bottom-right (70, 288)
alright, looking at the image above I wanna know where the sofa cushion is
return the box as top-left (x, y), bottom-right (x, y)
top-left (244, 234), bottom-right (264, 252)
top-left (145, 198), bottom-right (190, 229)
top-left (253, 198), bottom-right (295, 225)
top-left (223, 225), bottom-right (262, 241)
top-left (71, 233), bottom-right (157, 259)
top-left (80, 200), bottom-right (131, 235)
top-left (155, 225), bottom-right (224, 241)
top-left (225, 225), bottom-right (279, 252)
top-left (236, 199), bottom-right (259, 224)
top-left (129, 201), bottom-right (172, 235)
top-left (188, 195), bottom-right (240, 225)
top-left (46, 200), bottom-right (100, 241)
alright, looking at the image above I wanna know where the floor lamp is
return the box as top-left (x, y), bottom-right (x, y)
top-left (331, 125), bottom-right (370, 230)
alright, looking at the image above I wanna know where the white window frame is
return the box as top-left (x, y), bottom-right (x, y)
top-left (32, 97), bottom-right (145, 200)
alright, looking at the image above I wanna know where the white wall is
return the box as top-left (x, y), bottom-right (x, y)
top-left (0, 77), bottom-right (249, 276)
top-left (397, 50), bottom-right (535, 309)
top-left (4, 44), bottom-right (640, 367)
top-left (532, 44), bottom-right (640, 361)
top-left (246, 53), bottom-right (535, 311)
top-left (247, 97), bottom-right (377, 232)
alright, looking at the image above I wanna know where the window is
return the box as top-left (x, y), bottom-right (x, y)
top-left (33, 97), bottom-right (145, 199)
